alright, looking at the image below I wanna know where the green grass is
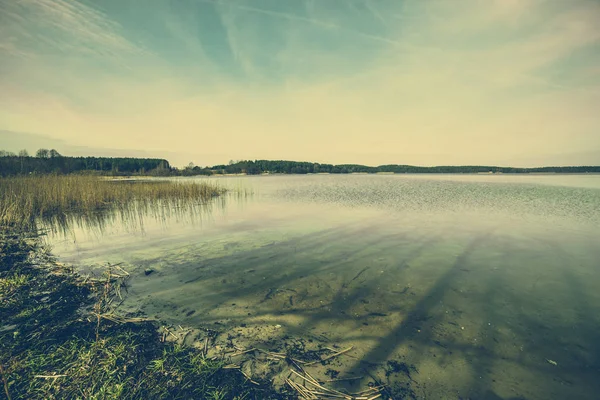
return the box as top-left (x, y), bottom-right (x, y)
top-left (0, 175), bottom-right (225, 229)
top-left (0, 228), bottom-right (287, 400)
top-left (0, 176), bottom-right (289, 399)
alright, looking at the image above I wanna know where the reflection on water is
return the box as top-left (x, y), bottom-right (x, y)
top-left (48, 174), bottom-right (600, 399)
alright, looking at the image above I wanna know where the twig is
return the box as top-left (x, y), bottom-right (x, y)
top-left (161, 326), bottom-right (178, 340)
top-left (304, 346), bottom-right (354, 366)
top-left (181, 329), bottom-right (191, 344)
top-left (0, 363), bottom-right (11, 400)
top-left (239, 370), bottom-right (260, 385)
top-left (287, 367), bottom-right (383, 400)
top-left (33, 375), bottom-right (68, 379)
top-left (323, 376), bottom-right (364, 383)
top-left (99, 314), bottom-right (154, 324)
top-left (230, 348), bottom-right (257, 357)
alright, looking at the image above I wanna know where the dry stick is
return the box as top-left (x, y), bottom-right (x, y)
top-left (254, 348), bottom-right (306, 365)
top-left (112, 264), bottom-right (129, 276)
top-left (288, 369), bottom-right (326, 392)
top-left (239, 370), bottom-right (260, 386)
top-left (115, 280), bottom-right (122, 300)
top-left (291, 370), bottom-right (340, 398)
top-left (304, 346), bottom-right (354, 366)
top-left (255, 348), bottom-right (286, 357)
top-left (290, 380), bottom-right (315, 400)
top-left (99, 314), bottom-right (152, 324)
top-left (229, 348), bottom-right (257, 357)
top-left (181, 329), bottom-right (191, 344)
top-left (323, 376), bottom-right (364, 383)
top-left (96, 266), bottom-right (111, 342)
top-left (291, 369), bottom-right (381, 400)
top-left (33, 375), bottom-right (68, 379)
top-left (0, 363), bottom-right (11, 400)
top-left (286, 378), bottom-right (315, 400)
top-left (163, 326), bottom-right (177, 340)
top-left (354, 387), bottom-right (385, 396)
top-left (301, 369), bottom-right (328, 392)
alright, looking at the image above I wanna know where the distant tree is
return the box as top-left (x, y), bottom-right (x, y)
top-left (0, 150), bottom-right (16, 157)
top-left (49, 149), bottom-right (62, 158)
top-left (181, 162), bottom-right (195, 176)
top-left (36, 148), bottom-right (50, 158)
top-left (18, 149), bottom-right (29, 157)
top-left (149, 160), bottom-right (171, 176)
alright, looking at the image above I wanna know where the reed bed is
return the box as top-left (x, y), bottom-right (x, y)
top-left (0, 175), bottom-right (225, 229)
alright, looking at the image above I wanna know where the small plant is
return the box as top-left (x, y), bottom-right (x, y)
top-left (149, 358), bottom-right (166, 373)
top-left (0, 273), bottom-right (28, 293)
top-left (210, 388), bottom-right (227, 400)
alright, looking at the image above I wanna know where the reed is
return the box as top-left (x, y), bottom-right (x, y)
top-left (0, 175), bottom-right (225, 229)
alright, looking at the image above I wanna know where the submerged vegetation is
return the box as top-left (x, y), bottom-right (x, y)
top-left (0, 175), bottom-right (225, 229)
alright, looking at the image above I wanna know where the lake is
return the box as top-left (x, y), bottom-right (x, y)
top-left (48, 174), bottom-right (600, 399)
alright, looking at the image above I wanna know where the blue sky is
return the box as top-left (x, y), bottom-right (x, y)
top-left (1, 0), bottom-right (599, 166)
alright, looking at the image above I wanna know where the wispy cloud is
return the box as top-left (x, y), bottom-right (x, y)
top-left (0, 0), bottom-right (599, 167)
top-left (0, 0), bottom-right (151, 71)
top-left (201, 0), bottom-right (420, 50)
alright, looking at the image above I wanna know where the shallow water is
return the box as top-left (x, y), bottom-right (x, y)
top-left (49, 174), bottom-right (600, 399)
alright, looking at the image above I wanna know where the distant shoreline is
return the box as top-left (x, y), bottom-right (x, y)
top-left (206, 171), bottom-right (600, 176)
top-left (1, 152), bottom-right (599, 177)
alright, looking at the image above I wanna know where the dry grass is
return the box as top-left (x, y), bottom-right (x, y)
top-left (0, 175), bottom-right (225, 229)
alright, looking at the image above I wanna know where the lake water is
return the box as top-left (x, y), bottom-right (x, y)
top-left (49, 174), bottom-right (600, 399)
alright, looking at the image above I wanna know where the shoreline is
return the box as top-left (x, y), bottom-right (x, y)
top-left (0, 227), bottom-right (399, 399)
top-left (0, 227), bottom-right (286, 399)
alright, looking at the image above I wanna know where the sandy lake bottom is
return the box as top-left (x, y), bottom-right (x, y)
top-left (48, 174), bottom-right (600, 399)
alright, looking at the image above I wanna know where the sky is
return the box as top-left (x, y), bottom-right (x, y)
top-left (1, 0), bottom-right (599, 167)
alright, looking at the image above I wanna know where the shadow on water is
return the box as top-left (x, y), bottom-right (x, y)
top-left (133, 224), bottom-right (598, 399)
top-left (44, 179), bottom-right (600, 399)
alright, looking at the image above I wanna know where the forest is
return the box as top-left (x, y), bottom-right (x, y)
top-left (0, 149), bottom-right (176, 177)
top-left (1, 149), bottom-right (599, 176)
top-left (210, 159), bottom-right (600, 175)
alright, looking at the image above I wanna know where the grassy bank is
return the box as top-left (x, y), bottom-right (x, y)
top-left (0, 175), bottom-right (225, 229)
top-left (0, 176), bottom-right (392, 399)
top-left (0, 176), bottom-right (285, 398)
top-left (0, 227), bottom-right (286, 399)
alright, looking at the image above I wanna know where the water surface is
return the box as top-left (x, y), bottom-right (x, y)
top-left (49, 174), bottom-right (600, 399)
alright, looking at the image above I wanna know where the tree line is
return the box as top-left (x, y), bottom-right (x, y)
top-left (0, 149), bottom-right (174, 177)
top-left (209, 159), bottom-right (600, 175)
top-left (1, 150), bottom-right (599, 177)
